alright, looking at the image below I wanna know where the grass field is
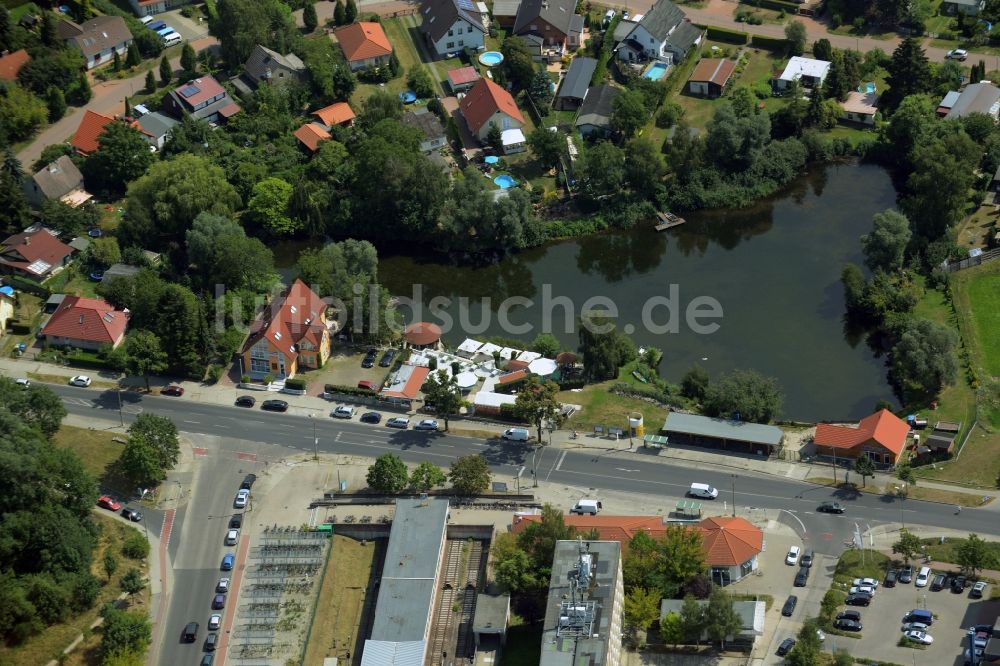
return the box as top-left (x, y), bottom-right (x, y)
top-left (923, 535), bottom-right (1000, 566)
top-left (54, 424), bottom-right (126, 479)
top-left (0, 515), bottom-right (150, 666)
top-left (302, 535), bottom-right (382, 666)
top-left (964, 269), bottom-right (1000, 377)
top-left (805, 477), bottom-right (988, 506)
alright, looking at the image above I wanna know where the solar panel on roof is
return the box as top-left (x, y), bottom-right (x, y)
top-left (179, 85), bottom-right (200, 98)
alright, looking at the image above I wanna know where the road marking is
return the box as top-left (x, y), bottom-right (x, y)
top-left (615, 468), bottom-right (640, 473)
top-left (336, 437), bottom-right (460, 460)
top-left (192, 447), bottom-right (208, 457)
top-left (182, 420), bottom-right (200, 424)
top-left (555, 450), bottom-right (567, 471)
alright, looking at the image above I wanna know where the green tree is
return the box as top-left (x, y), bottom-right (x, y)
top-left (528, 67), bottom-right (553, 106)
top-left (485, 122), bottom-right (503, 152)
top-left (247, 177), bottom-right (297, 235)
top-left (853, 455), bottom-right (875, 487)
top-left (657, 525), bottom-right (707, 598)
top-left (703, 369), bottom-right (783, 423)
top-left (0, 84), bottom-right (48, 142)
top-left (610, 87), bottom-right (647, 139)
top-left (119, 568), bottom-right (145, 597)
top-left (90, 237), bottom-right (122, 268)
top-left (897, 461), bottom-right (916, 486)
top-left (882, 37), bottom-right (931, 110)
top-left (126, 42), bottom-right (141, 68)
top-left (531, 333), bottom-right (560, 358)
top-left (624, 137), bottom-right (666, 199)
top-left (334, 0), bottom-right (346, 25)
top-left (406, 66), bottom-right (434, 98)
top-left (130, 414), bottom-right (180, 472)
top-left (527, 127), bottom-right (563, 169)
top-left (578, 313), bottom-right (636, 380)
top-left (491, 532), bottom-right (538, 592)
top-left (422, 370), bottom-right (463, 430)
top-left (40, 10), bottom-right (59, 47)
top-left (832, 649), bottom-right (854, 666)
top-left (121, 532), bottom-right (150, 560)
top-left (704, 586), bottom-right (742, 649)
top-left (144, 70), bottom-right (156, 93)
top-left (785, 619), bottom-right (822, 666)
top-left (901, 130), bottom-right (977, 241)
top-left (103, 552), bottom-right (118, 581)
top-left (0, 171), bottom-right (32, 235)
top-left (123, 331), bottom-right (169, 390)
top-left (861, 209), bottom-right (912, 272)
top-left (84, 122), bottom-right (156, 197)
top-left (660, 611), bottom-right (684, 647)
top-left (113, 49), bottom-right (121, 73)
top-left (409, 461), bottom-right (447, 491)
top-left (215, 0), bottom-right (300, 67)
top-left (180, 41), bottom-right (197, 74)
top-left (345, 0), bottom-right (357, 22)
top-left (501, 36), bottom-right (535, 89)
top-left (159, 55), bottom-right (171, 85)
top-left (623, 587), bottom-right (661, 644)
top-left (623, 530), bottom-right (659, 591)
top-left (890, 317), bottom-right (957, 396)
top-left (892, 528), bottom-right (922, 563)
top-left (785, 20), bottom-right (807, 56)
top-left (119, 437), bottom-right (165, 488)
top-left (679, 595), bottom-right (704, 644)
top-left (513, 377), bottom-right (562, 444)
top-left (100, 605), bottom-right (150, 662)
top-left (956, 533), bottom-right (997, 578)
top-left (681, 364), bottom-right (710, 401)
top-left (449, 454), bottom-right (490, 495)
top-left (366, 454), bottom-right (409, 493)
top-left (303, 1), bottom-right (318, 32)
top-left (45, 86), bottom-right (66, 122)
top-left (0, 378), bottom-right (68, 438)
top-left (812, 38), bottom-right (833, 61)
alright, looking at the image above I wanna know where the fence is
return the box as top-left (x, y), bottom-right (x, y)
top-left (943, 247), bottom-right (1000, 272)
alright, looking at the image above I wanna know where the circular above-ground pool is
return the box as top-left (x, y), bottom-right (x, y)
top-left (399, 90), bottom-right (417, 104)
top-left (479, 51), bottom-right (504, 67)
top-left (484, 155), bottom-right (499, 165)
top-left (494, 174), bottom-right (517, 189)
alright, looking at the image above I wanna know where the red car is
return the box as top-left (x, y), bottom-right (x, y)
top-left (98, 495), bottom-right (121, 511)
top-left (161, 385), bottom-right (184, 396)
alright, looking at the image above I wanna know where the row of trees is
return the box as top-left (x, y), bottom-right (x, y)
top-left (365, 454), bottom-right (491, 495)
top-left (893, 529), bottom-right (997, 577)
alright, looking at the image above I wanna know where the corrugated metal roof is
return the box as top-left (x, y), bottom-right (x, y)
top-left (359, 640), bottom-right (426, 666)
top-left (661, 412), bottom-right (783, 446)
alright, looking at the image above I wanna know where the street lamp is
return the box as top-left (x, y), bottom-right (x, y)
top-left (730, 474), bottom-right (737, 517)
top-left (309, 414), bottom-right (318, 460)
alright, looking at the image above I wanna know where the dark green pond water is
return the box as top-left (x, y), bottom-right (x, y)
top-left (377, 162), bottom-right (897, 421)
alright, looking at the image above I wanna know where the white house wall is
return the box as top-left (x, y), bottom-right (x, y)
top-left (430, 19), bottom-right (485, 56)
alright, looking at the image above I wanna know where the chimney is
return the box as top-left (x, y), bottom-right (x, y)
top-left (79, 315), bottom-right (84, 324)
top-left (24, 236), bottom-right (30, 245)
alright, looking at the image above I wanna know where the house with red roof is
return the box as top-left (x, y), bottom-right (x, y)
top-left (312, 102), bottom-right (356, 130)
top-left (70, 110), bottom-right (152, 156)
top-left (813, 409), bottom-right (910, 466)
top-left (334, 22), bottom-right (393, 71)
top-left (687, 58), bottom-right (736, 98)
top-left (381, 364), bottom-right (431, 400)
top-left (446, 66), bottom-right (480, 93)
top-left (41, 296), bottom-right (128, 350)
top-left (402, 321), bottom-right (443, 350)
top-left (0, 49), bottom-right (30, 82)
top-left (293, 123), bottom-right (331, 153)
top-left (0, 228), bottom-right (75, 279)
top-left (239, 279), bottom-right (334, 379)
top-left (459, 77), bottom-right (525, 142)
top-left (162, 76), bottom-right (241, 124)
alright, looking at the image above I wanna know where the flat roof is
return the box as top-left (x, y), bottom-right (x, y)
top-left (779, 56), bottom-right (831, 81)
top-left (661, 412), bottom-right (783, 446)
top-left (473, 594), bottom-right (510, 634)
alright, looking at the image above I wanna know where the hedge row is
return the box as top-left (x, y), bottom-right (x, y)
top-left (706, 25), bottom-right (749, 44)
top-left (284, 378), bottom-right (307, 390)
top-left (324, 384), bottom-right (377, 397)
top-left (750, 34), bottom-right (790, 52)
top-left (743, 0), bottom-right (800, 12)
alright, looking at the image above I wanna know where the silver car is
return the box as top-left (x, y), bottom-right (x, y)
top-left (386, 417), bottom-right (409, 429)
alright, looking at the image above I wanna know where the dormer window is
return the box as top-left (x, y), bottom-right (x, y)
top-left (274, 331), bottom-right (282, 341)
top-left (290, 305), bottom-right (297, 314)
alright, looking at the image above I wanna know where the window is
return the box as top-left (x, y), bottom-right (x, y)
top-left (250, 357), bottom-right (269, 373)
top-left (448, 29), bottom-right (454, 36)
top-left (250, 340), bottom-right (270, 359)
top-left (446, 41), bottom-right (454, 48)
top-left (459, 40), bottom-right (464, 46)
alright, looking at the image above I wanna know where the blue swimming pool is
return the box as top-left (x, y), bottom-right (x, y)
top-left (494, 175), bottom-right (517, 189)
top-left (479, 51), bottom-right (504, 67)
top-left (644, 62), bottom-right (669, 81)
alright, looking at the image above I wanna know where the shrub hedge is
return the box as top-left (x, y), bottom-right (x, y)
top-left (744, 0), bottom-right (800, 12)
top-left (750, 34), bottom-right (790, 52)
top-left (706, 25), bottom-right (749, 44)
top-left (284, 378), bottom-right (307, 390)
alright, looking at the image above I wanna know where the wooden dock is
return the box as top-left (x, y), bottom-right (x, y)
top-left (654, 211), bottom-right (686, 231)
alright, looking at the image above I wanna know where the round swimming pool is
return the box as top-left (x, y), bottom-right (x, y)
top-left (479, 51), bottom-right (504, 67)
top-left (494, 174), bottom-right (517, 189)
top-left (399, 90), bottom-right (417, 104)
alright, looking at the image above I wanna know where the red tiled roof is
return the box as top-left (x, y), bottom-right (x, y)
top-left (0, 49), bottom-right (30, 82)
top-left (506, 359), bottom-right (530, 371)
top-left (459, 77), bottom-right (525, 134)
top-left (497, 368), bottom-right (529, 385)
top-left (42, 295), bottom-right (128, 345)
top-left (0, 229), bottom-right (74, 276)
top-left (71, 110), bottom-right (116, 156)
top-left (403, 321), bottom-right (442, 346)
top-left (447, 66), bottom-right (480, 87)
top-left (382, 365), bottom-right (430, 399)
top-left (293, 123), bottom-right (331, 152)
top-left (814, 409), bottom-right (909, 456)
top-left (218, 102), bottom-right (242, 118)
top-left (241, 279), bottom-right (329, 361)
top-left (694, 516), bottom-right (764, 567)
top-left (689, 58), bottom-right (736, 86)
top-left (335, 22), bottom-right (392, 62)
top-left (313, 102), bottom-right (355, 126)
top-left (512, 514), bottom-right (667, 545)
top-left (174, 76), bottom-right (226, 108)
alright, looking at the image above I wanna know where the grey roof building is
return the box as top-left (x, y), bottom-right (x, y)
top-left (136, 111), bottom-right (178, 149)
top-left (360, 498), bottom-right (450, 666)
top-left (660, 599), bottom-right (765, 645)
top-left (104, 263), bottom-right (142, 280)
top-left (514, 0), bottom-right (577, 40)
top-left (575, 83), bottom-right (620, 136)
top-left (556, 57), bottom-right (597, 110)
top-left (617, 0), bottom-right (702, 64)
top-left (660, 412), bottom-right (784, 455)
top-left (418, 0), bottom-right (486, 57)
top-left (401, 107), bottom-right (447, 153)
top-left (57, 15), bottom-right (133, 70)
top-left (23, 156), bottom-right (88, 208)
top-left (612, 18), bottom-right (638, 44)
top-left (540, 540), bottom-right (624, 666)
top-left (491, 0), bottom-right (521, 24)
top-left (945, 82), bottom-right (1000, 119)
top-left (241, 44), bottom-right (306, 89)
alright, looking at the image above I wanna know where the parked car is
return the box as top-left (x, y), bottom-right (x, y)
top-left (361, 348), bottom-right (377, 368)
top-left (902, 622), bottom-right (930, 632)
top-left (836, 610), bottom-right (861, 622)
top-left (229, 514), bottom-right (243, 529)
top-left (379, 349), bottom-right (397, 367)
top-left (69, 375), bottom-right (92, 387)
top-left (386, 417), bottom-right (409, 429)
top-left (800, 549), bottom-right (814, 567)
top-left (161, 384), bottom-right (184, 396)
top-left (970, 628), bottom-right (990, 648)
top-left (785, 545), bottom-right (801, 566)
top-left (776, 638), bottom-right (796, 656)
top-left (898, 565), bottom-right (913, 583)
top-left (953, 575), bottom-right (968, 592)
top-left (357, 380), bottom-right (377, 392)
top-left (931, 573), bottom-right (947, 591)
top-left (947, 48), bottom-right (969, 60)
top-left (845, 593), bottom-right (871, 606)
top-left (852, 578), bottom-right (879, 589)
top-left (208, 614), bottom-right (222, 631)
top-left (235, 395), bottom-right (256, 408)
top-left (224, 529), bottom-right (239, 546)
top-left (331, 405), bottom-right (355, 419)
top-left (794, 568), bottom-right (809, 587)
top-left (234, 489), bottom-right (249, 508)
top-left (781, 595), bottom-right (798, 616)
top-left (201, 654), bottom-right (214, 666)
top-left (216, 578), bottom-right (230, 593)
top-left (414, 419), bottom-right (439, 431)
top-left (261, 399), bottom-right (288, 412)
top-left (98, 495), bottom-right (121, 511)
top-left (14, 378), bottom-right (30, 387)
top-left (817, 501), bottom-right (845, 514)
top-left (121, 507), bottom-right (142, 522)
top-left (848, 586), bottom-right (874, 596)
top-left (834, 618), bottom-right (862, 631)
top-left (904, 630), bottom-right (933, 645)
top-left (211, 593), bottom-right (226, 610)
top-left (361, 411), bottom-right (382, 424)
top-left (221, 554), bottom-right (234, 571)
top-left (971, 581), bottom-right (988, 598)
top-left (204, 632), bottom-right (218, 651)
top-left (240, 474), bottom-right (256, 490)
top-left (884, 569), bottom-right (897, 587)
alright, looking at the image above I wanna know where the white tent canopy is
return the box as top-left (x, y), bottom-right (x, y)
top-left (528, 358), bottom-right (557, 376)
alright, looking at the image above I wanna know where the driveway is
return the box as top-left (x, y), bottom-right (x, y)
top-left (159, 9), bottom-right (211, 42)
top-left (441, 95), bottom-right (482, 158)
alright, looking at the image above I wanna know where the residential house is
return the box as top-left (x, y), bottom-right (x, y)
top-left (840, 90), bottom-right (879, 125)
top-left (402, 108), bottom-right (447, 153)
top-left (135, 111), bottom-right (178, 150)
top-left (293, 122), bottom-right (332, 153)
top-left (129, 0), bottom-right (194, 17)
top-left (103, 263), bottom-right (142, 281)
top-left (687, 57), bottom-right (736, 98)
top-left (813, 409), bottom-right (910, 466)
top-left (0, 289), bottom-right (14, 337)
top-left (501, 128), bottom-right (526, 154)
top-left (612, 18), bottom-right (638, 45)
top-left (446, 65), bottom-right (481, 93)
top-left (491, 0), bottom-right (521, 27)
top-left (418, 0), bottom-right (486, 57)
top-left (661, 599), bottom-right (765, 648)
top-left (239, 279), bottom-right (334, 379)
top-left (616, 0), bottom-right (703, 65)
top-left (575, 83), bottom-right (620, 137)
top-left (555, 57), bottom-right (597, 110)
top-left (0, 49), bottom-right (30, 82)
top-left (459, 77), bottom-right (525, 141)
top-left (41, 295), bottom-right (128, 350)
top-left (240, 45), bottom-right (306, 91)
top-left (938, 90), bottom-right (962, 116)
top-left (513, 0), bottom-right (584, 59)
top-left (945, 82), bottom-right (1000, 120)
top-left (312, 102), bottom-right (356, 129)
top-left (71, 110), bottom-right (116, 156)
top-left (0, 228), bottom-right (75, 279)
top-left (23, 156), bottom-right (91, 208)
top-left (162, 76), bottom-right (241, 124)
top-left (335, 22), bottom-right (393, 72)
top-left (942, 0), bottom-right (985, 14)
top-left (58, 16), bottom-right (133, 70)
top-left (775, 56), bottom-right (831, 91)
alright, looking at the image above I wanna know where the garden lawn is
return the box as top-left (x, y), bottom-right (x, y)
top-left (922, 535), bottom-right (1000, 566)
top-left (963, 266), bottom-right (1000, 377)
top-left (560, 380), bottom-right (670, 434)
top-left (54, 425), bottom-right (125, 479)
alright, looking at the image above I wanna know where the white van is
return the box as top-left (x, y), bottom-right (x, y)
top-left (139, 15), bottom-right (154, 25)
top-left (570, 499), bottom-right (602, 515)
top-left (915, 566), bottom-right (931, 587)
top-left (602, 9), bottom-right (615, 27)
top-left (689, 483), bottom-right (719, 499)
top-left (502, 428), bottom-right (530, 442)
top-left (162, 32), bottom-right (182, 47)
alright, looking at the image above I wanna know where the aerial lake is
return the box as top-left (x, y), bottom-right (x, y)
top-left (377, 162), bottom-right (897, 421)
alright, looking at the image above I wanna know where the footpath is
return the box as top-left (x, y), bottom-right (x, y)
top-left (3, 354), bottom-right (996, 508)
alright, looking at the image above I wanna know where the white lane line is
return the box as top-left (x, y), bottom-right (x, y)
top-left (555, 450), bottom-right (567, 471)
top-left (183, 420), bottom-right (200, 424)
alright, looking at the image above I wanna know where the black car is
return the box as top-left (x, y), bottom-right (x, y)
top-left (931, 574), bottom-right (947, 591)
top-left (781, 595), bottom-right (798, 616)
top-left (845, 593), bottom-right (871, 606)
top-left (794, 567), bottom-right (809, 587)
top-left (360, 411), bottom-right (382, 424)
top-left (836, 610), bottom-right (861, 622)
top-left (884, 569), bottom-right (897, 587)
top-left (378, 349), bottom-right (397, 367)
top-left (898, 565), bottom-right (913, 583)
top-left (121, 507), bottom-right (143, 522)
top-left (833, 618), bottom-right (862, 631)
top-left (800, 549), bottom-right (814, 568)
top-left (240, 474), bottom-right (257, 490)
top-left (818, 501), bottom-right (846, 514)
top-left (200, 655), bottom-right (215, 666)
top-left (211, 593), bottom-right (226, 610)
top-left (952, 575), bottom-right (967, 593)
top-left (361, 349), bottom-right (377, 368)
top-left (182, 621), bottom-right (199, 642)
top-left (229, 513), bottom-right (243, 529)
top-left (235, 395), bottom-right (256, 408)
top-left (776, 638), bottom-right (796, 656)
top-left (261, 399), bottom-right (289, 412)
